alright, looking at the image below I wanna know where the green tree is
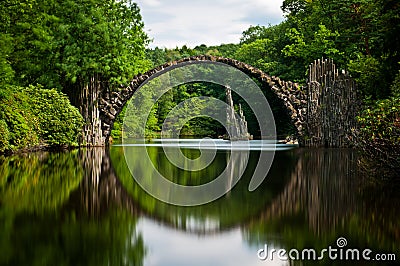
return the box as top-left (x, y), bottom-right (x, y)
top-left (0, 34), bottom-right (14, 86)
top-left (1, 0), bottom-right (150, 145)
top-left (235, 39), bottom-right (279, 75)
top-left (282, 24), bottom-right (342, 75)
top-left (237, 22), bottom-right (305, 82)
top-left (281, 0), bottom-right (400, 98)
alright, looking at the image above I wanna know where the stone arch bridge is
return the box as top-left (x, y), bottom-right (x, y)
top-left (98, 55), bottom-right (358, 147)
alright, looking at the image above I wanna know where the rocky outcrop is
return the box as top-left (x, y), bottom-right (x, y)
top-left (225, 85), bottom-right (250, 140)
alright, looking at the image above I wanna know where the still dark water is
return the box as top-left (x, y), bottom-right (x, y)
top-left (0, 142), bottom-right (399, 266)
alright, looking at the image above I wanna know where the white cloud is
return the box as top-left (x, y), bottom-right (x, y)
top-left (141, 0), bottom-right (162, 7)
top-left (136, 0), bottom-right (284, 48)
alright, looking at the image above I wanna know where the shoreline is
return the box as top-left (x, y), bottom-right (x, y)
top-left (0, 144), bottom-right (86, 157)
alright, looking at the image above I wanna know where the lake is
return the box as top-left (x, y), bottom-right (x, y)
top-left (0, 140), bottom-right (399, 266)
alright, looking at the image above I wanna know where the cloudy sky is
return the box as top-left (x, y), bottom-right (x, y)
top-left (135, 0), bottom-right (285, 48)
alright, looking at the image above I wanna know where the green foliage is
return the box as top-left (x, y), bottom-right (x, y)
top-left (391, 70), bottom-right (400, 97)
top-left (0, 120), bottom-right (9, 153)
top-left (146, 43), bottom-right (240, 69)
top-left (0, 33), bottom-right (14, 86)
top-left (117, 80), bottom-right (227, 139)
top-left (28, 85), bottom-right (84, 146)
top-left (195, 43), bottom-right (240, 58)
top-left (0, 86), bottom-right (40, 150)
top-left (110, 119), bottom-right (123, 140)
top-left (1, 0), bottom-right (150, 147)
top-left (237, 22), bottom-right (304, 81)
top-left (358, 98), bottom-right (400, 142)
top-left (0, 151), bottom-right (83, 213)
top-left (0, 85), bottom-right (83, 152)
top-left (1, 0), bottom-right (150, 90)
top-left (348, 55), bottom-right (386, 98)
top-left (280, 0), bottom-right (399, 97)
top-left (356, 97), bottom-right (400, 179)
top-left (235, 39), bottom-right (280, 75)
top-left (282, 24), bottom-right (342, 68)
top-left (54, 0), bottom-right (150, 87)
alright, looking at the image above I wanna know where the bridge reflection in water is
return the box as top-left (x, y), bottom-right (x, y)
top-left (76, 144), bottom-right (399, 264)
top-left (0, 145), bottom-right (399, 265)
top-left (79, 145), bottom-right (358, 232)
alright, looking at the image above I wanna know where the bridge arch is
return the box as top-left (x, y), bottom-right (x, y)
top-left (99, 55), bottom-right (307, 144)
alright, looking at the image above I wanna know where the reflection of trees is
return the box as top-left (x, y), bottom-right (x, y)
top-left (358, 183), bottom-right (400, 251)
top-left (257, 149), bottom-right (357, 233)
top-left (0, 151), bottom-right (83, 213)
top-left (0, 149), bottom-right (145, 266)
top-left (0, 208), bottom-right (145, 266)
top-left (244, 149), bottom-right (400, 256)
top-left (2, 147), bottom-right (398, 265)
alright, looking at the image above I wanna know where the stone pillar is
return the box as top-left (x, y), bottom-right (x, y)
top-left (305, 59), bottom-right (359, 147)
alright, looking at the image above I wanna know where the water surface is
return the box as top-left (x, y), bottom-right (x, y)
top-left (0, 142), bottom-right (398, 265)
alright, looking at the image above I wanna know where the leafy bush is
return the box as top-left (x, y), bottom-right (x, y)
top-left (348, 55), bottom-right (387, 98)
top-left (0, 85), bottom-right (83, 152)
top-left (27, 85), bottom-right (84, 146)
top-left (356, 97), bottom-right (400, 179)
top-left (0, 120), bottom-right (9, 152)
top-left (0, 86), bottom-right (40, 150)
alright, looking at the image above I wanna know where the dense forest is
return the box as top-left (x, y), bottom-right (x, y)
top-left (0, 0), bottom-right (399, 177)
top-left (0, 0), bottom-right (150, 151)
